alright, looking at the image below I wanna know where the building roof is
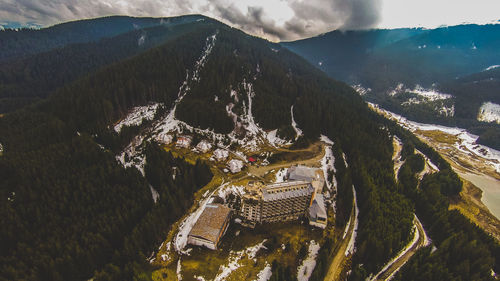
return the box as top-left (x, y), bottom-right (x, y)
top-left (288, 165), bottom-right (319, 182)
top-left (262, 181), bottom-right (314, 201)
top-left (309, 194), bottom-right (327, 219)
top-left (228, 159), bottom-right (244, 173)
top-left (196, 140), bottom-right (212, 151)
top-left (213, 149), bottom-right (229, 160)
top-left (189, 204), bottom-right (231, 243)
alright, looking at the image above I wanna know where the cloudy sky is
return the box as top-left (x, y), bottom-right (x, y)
top-left (0, 0), bottom-right (499, 41)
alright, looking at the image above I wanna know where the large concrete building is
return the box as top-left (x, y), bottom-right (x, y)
top-left (187, 204), bottom-right (232, 250)
top-left (240, 181), bottom-right (314, 224)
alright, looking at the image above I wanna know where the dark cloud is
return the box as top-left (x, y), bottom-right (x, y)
top-left (0, 0), bottom-right (382, 41)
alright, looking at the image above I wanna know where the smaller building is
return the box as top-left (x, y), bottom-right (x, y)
top-left (228, 159), bottom-right (244, 173)
top-left (213, 149), bottom-right (229, 161)
top-left (287, 165), bottom-right (318, 182)
top-left (156, 133), bottom-right (173, 144)
top-left (308, 194), bottom-right (327, 229)
top-left (187, 204), bottom-right (232, 250)
top-left (196, 140), bottom-right (212, 153)
top-left (288, 165), bottom-right (324, 193)
top-left (176, 136), bottom-right (192, 148)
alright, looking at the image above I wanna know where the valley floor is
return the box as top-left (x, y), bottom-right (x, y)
top-left (370, 103), bottom-right (500, 242)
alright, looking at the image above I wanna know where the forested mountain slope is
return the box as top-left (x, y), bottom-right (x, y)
top-left (0, 15), bottom-right (204, 62)
top-left (0, 16), bottom-right (212, 113)
top-left (0, 17), bottom-right (498, 281)
top-left (284, 24), bottom-right (500, 150)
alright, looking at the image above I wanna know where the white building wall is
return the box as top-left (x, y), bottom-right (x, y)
top-left (187, 236), bottom-right (217, 250)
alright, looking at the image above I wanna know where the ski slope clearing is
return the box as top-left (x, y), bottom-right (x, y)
top-left (113, 103), bottom-right (160, 133)
top-left (478, 102), bottom-right (500, 124)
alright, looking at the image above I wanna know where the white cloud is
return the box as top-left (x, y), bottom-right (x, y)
top-left (0, 0), bottom-right (498, 41)
top-left (379, 0), bottom-right (500, 29)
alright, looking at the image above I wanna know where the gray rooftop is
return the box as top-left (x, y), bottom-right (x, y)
top-left (288, 165), bottom-right (319, 182)
top-left (262, 181), bottom-right (314, 201)
top-left (309, 194), bottom-right (327, 219)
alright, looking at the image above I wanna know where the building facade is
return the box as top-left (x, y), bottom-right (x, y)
top-left (240, 181), bottom-right (314, 224)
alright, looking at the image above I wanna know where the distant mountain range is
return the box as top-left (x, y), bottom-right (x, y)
top-left (283, 24), bottom-right (500, 149)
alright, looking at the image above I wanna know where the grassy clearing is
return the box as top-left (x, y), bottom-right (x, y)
top-left (416, 129), bottom-right (458, 145)
top-left (161, 221), bottom-right (324, 281)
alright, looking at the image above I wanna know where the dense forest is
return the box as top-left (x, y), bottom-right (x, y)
top-left (386, 122), bottom-right (500, 281)
top-left (0, 15), bottom-right (204, 62)
top-left (0, 26), bottom-right (218, 281)
top-left (0, 20), bottom-right (211, 113)
top-left (0, 16), bottom-right (498, 281)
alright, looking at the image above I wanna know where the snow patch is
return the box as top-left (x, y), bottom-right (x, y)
top-left (177, 258), bottom-right (183, 281)
top-left (138, 33), bottom-right (146, 46)
top-left (388, 84), bottom-right (453, 114)
top-left (224, 81), bottom-right (291, 151)
top-left (297, 240), bottom-right (320, 281)
top-left (213, 240), bottom-right (267, 281)
top-left (116, 32), bottom-right (218, 174)
top-left (114, 103), bottom-right (160, 133)
top-left (149, 185), bottom-right (160, 203)
top-left (478, 102), bottom-right (500, 124)
top-left (275, 168), bottom-right (288, 183)
top-left (345, 185), bottom-right (359, 257)
top-left (393, 136), bottom-right (405, 180)
top-left (320, 137), bottom-right (336, 191)
top-left (217, 184), bottom-right (245, 202)
top-left (291, 105), bottom-right (303, 140)
top-left (255, 263), bottom-right (272, 281)
top-left (352, 84), bottom-right (371, 96)
top-left (485, 65), bottom-right (500, 71)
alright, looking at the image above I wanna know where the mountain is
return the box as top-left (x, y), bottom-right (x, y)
top-left (283, 24), bottom-right (500, 90)
top-left (282, 28), bottom-right (426, 83)
top-left (0, 15), bottom-right (212, 114)
top-left (0, 15), bottom-right (205, 62)
top-left (283, 24), bottom-right (500, 149)
top-left (0, 16), bottom-right (498, 281)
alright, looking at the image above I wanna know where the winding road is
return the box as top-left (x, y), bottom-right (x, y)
top-left (371, 215), bottom-right (428, 281)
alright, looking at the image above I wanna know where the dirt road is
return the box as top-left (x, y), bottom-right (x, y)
top-left (372, 215), bottom-right (428, 281)
top-left (323, 194), bottom-right (357, 281)
top-left (247, 142), bottom-right (325, 178)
